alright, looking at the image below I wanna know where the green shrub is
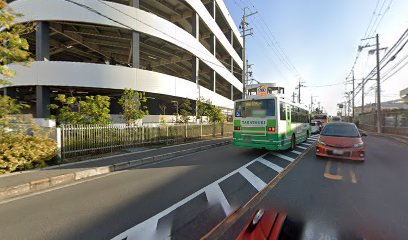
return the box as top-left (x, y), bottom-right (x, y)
top-left (0, 132), bottom-right (58, 174)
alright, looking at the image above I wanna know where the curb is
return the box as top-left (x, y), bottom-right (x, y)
top-left (0, 140), bottom-right (232, 201)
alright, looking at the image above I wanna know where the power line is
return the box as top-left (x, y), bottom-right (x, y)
top-left (345, 0), bottom-right (392, 81)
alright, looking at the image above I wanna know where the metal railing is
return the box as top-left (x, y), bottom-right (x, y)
top-left (61, 123), bottom-right (233, 159)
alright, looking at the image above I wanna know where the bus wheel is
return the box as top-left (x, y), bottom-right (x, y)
top-left (290, 134), bottom-right (296, 150)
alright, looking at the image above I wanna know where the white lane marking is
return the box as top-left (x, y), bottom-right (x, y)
top-left (256, 157), bottom-right (284, 173)
top-left (111, 152), bottom-right (270, 240)
top-left (272, 153), bottom-right (295, 162)
top-left (205, 184), bottom-right (233, 215)
top-left (307, 139), bottom-right (316, 142)
top-left (296, 146), bottom-right (307, 150)
top-left (301, 143), bottom-right (311, 146)
top-left (291, 150), bottom-right (302, 155)
top-left (238, 168), bottom-right (267, 191)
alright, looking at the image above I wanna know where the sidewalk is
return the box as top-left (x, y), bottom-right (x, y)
top-left (362, 130), bottom-right (408, 145)
top-left (0, 138), bottom-right (231, 201)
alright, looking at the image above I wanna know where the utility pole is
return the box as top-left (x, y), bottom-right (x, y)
top-left (361, 79), bottom-right (365, 114)
top-left (310, 95), bottom-right (313, 112)
top-left (352, 71), bottom-right (355, 120)
top-left (359, 34), bottom-right (386, 132)
top-left (375, 33), bottom-right (382, 133)
top-left (241, 7), bottom-right (257, 99)
top-left (296, 80), bottom-right (305, 103)
top-left (292, 92), bottom-right (296, 103)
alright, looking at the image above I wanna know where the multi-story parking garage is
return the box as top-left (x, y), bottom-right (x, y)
top-left (1, 0), bottom-right (243, 119)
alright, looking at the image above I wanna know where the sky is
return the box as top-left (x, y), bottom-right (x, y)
top-left (223, 0), bottom-right (408, 115)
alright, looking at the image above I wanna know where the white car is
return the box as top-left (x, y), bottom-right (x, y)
top-left (310, 121), bottom-right (320, 134)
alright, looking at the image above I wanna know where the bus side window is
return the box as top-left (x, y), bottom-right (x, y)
top-left (280, 103), bottom-right (286, 120)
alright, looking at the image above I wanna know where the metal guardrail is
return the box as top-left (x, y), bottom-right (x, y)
top-left (61, 123), bottom-right (233, 159)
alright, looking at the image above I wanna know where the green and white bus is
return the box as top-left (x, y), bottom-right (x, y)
top-left (233, 88), bottom-right (311, 151)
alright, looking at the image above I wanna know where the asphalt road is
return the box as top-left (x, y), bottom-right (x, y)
top-left (0, 135), bottom-right (315, 240)
top-left (1, 134), bottom-right (406, 240)
top-left (224, 134), bottom-right (408, 240)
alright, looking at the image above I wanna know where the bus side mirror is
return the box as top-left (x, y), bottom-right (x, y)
top-left (361, 132), bottom-right (367, 137)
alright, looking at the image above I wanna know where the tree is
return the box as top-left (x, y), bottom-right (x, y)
top-left (0, 0), bottom-right (34, 85)
top-left (0, 95), bottom-right (28, 134)
top-left (118, 88), bottom-right (148, 125)
top-left (205, 100), bottom-right (225, 123)
top-left (49, 94), bottom-right (112, 125)
top-left (196, 97), bottom-right (209, 123)
top-left (179, 98), bottom-right (192, 123)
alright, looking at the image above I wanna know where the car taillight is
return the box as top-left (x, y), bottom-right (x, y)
top-left (267, 127), bottom-right (275, 132)
top-left (234, 126), bottom-right (241, 130)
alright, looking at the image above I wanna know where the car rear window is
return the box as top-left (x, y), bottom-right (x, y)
top-left (321, 124), bottom-right (360, 138)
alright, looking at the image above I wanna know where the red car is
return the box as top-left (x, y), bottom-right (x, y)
top-left (236, 209), bottom-right (287, 240)
top-left (316, 122), bottom-right (367, 161)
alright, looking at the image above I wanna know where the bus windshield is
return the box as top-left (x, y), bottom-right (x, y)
top-left (235, 99), bottom-right (275, 117)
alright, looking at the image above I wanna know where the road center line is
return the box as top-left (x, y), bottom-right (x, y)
top-left (323, 160), bottom-right (343, 180)
top-left (350, 169), bottom-right (357, 184)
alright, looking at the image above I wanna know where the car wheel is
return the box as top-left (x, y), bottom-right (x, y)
top-left (290, 134), bottom-right (296, 150)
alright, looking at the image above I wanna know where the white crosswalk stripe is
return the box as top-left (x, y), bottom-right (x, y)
top-left (301, 143), bottom-right (311, 146)
top-left (297, 146), bottom-right (307, 150)
top-left (256, 157), bottom-right (284, 172)
top-left (205, 184), bottom-right (233, 215)
top-left (238, 168), bottom-right (267, 191)
top-left (272, 153), bottom-right (295, 162)
top-left (291, 150), bottom-right (302, 155)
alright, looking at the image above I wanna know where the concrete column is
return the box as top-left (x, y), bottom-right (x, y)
top-left (192, 12), bottom-right (199, 83)
top-left (36, 86), bottom-right (50, 118)
top-left (231, 85), bottom-right (234, 100)
top-left (130, 0), bottom-right (139, 7)
top-left (210, 34), bottom-right (216, 92)
top-left (132, 32), bottom-right (140, 68)
top-left (229, 29), bottom-right (235, 74)
top-left (209, 0), bottom-right (216, 19)
top-left (211, 72), bottom-right (216, 92)
top-left (36, 22), bottom-right (49, 61)
top-left (35, 22), bottom-right (50, 118)
top-left (131, 0), bottom-right (140, 68)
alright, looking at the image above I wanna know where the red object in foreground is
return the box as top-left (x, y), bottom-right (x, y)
top-left (236, 209), bottom-right (287, 240)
